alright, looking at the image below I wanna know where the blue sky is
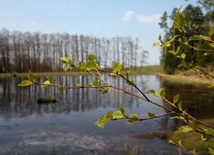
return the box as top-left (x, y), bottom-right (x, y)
top-left (0, 0), bottom-right (198, 65)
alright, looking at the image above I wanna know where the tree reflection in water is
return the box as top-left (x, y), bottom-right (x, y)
top-left (0, 75), bottom-right (213, 154)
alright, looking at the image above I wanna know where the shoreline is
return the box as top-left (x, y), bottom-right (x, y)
top-left (157, 72), bottom-right (214, 87)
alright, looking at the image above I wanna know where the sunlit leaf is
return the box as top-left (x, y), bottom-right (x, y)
top-left (84, 61), bottom-right (97, 70)
top-left (47, 75), bottom-right (52, 83)
top-left (126, 70), bottom-right (131, 79)
top-left (201, 133), bottom-right (212, 141)
top-left (177, 101), bottom-right (183, 110)
top-left (128, 114), bottom-right (140, 123)
top-left (181, 53), bottom-right (186, 59)
top-left (173, 7), bottom-right (185, 29)
top-left (173, 94), bottom-right (180, 104)
top-left (64, 65), bottom-right (70, 72)
top-left (93, 79), bottom-right (99, 87)
top-left (209, 148), bottom-right (214, 155)
top-left (119, 106), bottom-right (125, 115)
top-left (188, 119), bottom-right (197, 129)
top-left (153, 41), bottom-right (160, 47)
top-left (18, 80), bottom-right (33, 87)
top-left (76, 83), bottom-right (82, 88)
top-left (42, 80), bottom-right (52, 87)
top-left (28, 71), bottom-right (36, 82)
top-left (60, 56), bottom-right (72, 65)
top-left (159, 88), bottom-right (165, 97)
top-left (178, 125), bottom-right (193, 133)
top-left (113, 110), bottom-right (124, 119)
top-left (129, 114), bottom-right (139, 119)
top-left (58, 85), bottom-right (66, 91)
top-left (88, 54), bottom-right (96, 61)
top-left (95, 111), bottom-right (113, 128)
top-left (113, 61), bottom-right (122, 74)
top-left (209, 43), bottom-right (214, 48)
top-left (146, 89), bottom-right (155, 95)
top-left (148, 112), bottom-right (156, 118)
top-left (172, 116), bottom-right (185, 121)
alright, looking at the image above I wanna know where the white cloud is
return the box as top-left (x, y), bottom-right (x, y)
top-left (137, 14), bottom-right (161, 24)
top-left (122, 10), bottom-right (134, 22)
top-left (30, 20), bottom-right (38, 26)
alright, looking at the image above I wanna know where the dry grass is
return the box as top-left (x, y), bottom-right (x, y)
top-left (157, 72), bottom-right (214, 86)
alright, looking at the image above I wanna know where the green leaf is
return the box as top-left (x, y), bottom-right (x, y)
top-left (128, 114), bottom-right (140, 123)
top-left (201, 133), bottom-right (212, 141)
top-left (76, 83), bottom-right (82, 88)
top-left (58, 85), bottom-right (66, 91)
top-left (159, 88), bottom-right (165, 97)
top-left (119, 106), bottom-right (125, 115)
top-left (64, 65), bottom-right (70, 72)
top-left (93, 79), bottom-right (99, 87)
top-left (173, 94), bottom-right (180, 104)
top-left (60, 56), bottom-right (72, 65)
top-left (209, 43), bottom-right (214, 49)
top-left (84, 61), bottom-right (97, 70)
top-left (95, 111), bottom-right (113, 128)
top-left (178, 125), bottom-right (193, 133)
top-left (177, 101), bottom-right (183, 110)
top-left (76, 61), bottom-right (83, 68)
top-left (169, 50), bottom-right (177, 55)
top-left (181, 53), bottom-right (186, 59)
top-left (102, 88), bottom-right (110, 94)
top-left (172, 116), bottom-right (185, 121)
top-left (112, 110), bottom-right (124, 119)
top-left (129, 114), bottom-right (139, 119)
top-left (147, 88), bottom-right (165, 98)
top-left (153, 41), bottom-right (160, 47)
top-left (148, 112), bottom-right (156, 118)
top-left (209, 148), bottom-right (214, 155)
top-left (158, 34), bottom-right (162, 41)
top-left (18, 80), bottom-right (33, 87)
top-left (88, 54), bottom-right (96, 61)
top-left (47, 75), bottom-right (52, 83)
top-left (42, 80), bottom-right (52, 87)
top-left (188, 119), bottom-right (197, 129)
top-left (146, 89), bottom-right (155, 95)
top-left (28, 71), bottom-right (36, 82)
top-left (126, 70), bottom-right (131, 79)
top-left (113, 61), bottom-right (122, 74)
top-left (173, 7), bottom-right (185, 29)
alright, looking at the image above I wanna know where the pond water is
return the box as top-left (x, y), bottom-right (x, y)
top-left (0, 75), bottom-right (213, 155)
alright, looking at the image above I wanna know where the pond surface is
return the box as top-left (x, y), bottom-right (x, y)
top-left (0, 75), bottom-right (213, 155)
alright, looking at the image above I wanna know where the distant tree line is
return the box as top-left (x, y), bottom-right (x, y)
top-left (0, 29), bottom-right (148, 73)
top-left (159, 2), bottom-right (214, 74)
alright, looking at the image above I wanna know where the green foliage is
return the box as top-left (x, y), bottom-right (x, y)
top-left (148, 112), bottom-right (156, 118)
top-left (18, 2), bottom-right (214, 154)
top-left (159, 4), bottom-right (214, 75)
top-left (147, 88), bottom-right (165, 98)
top-left (173, 7), bottom-right (186, 29)
top-left (95, 111), bottom-right (113, 128)
top-left (18, 71), bottom-right (36, 87)
top-left (112, 61), bottom-right (122, 74)
top-left (18, 80), bottom-right (34, 87)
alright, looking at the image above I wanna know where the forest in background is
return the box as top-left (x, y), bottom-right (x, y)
top-left (159, 2), bottom-right (214, 74)
top-left (0, 29), bottom-right (148, 73)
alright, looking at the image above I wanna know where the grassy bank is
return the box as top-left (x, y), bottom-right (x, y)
top-left (168, 119), bottom-right (214, 154)
top-left (157, 72), bottom-right (214, 87)
top-left (0, 65), bottom-right (160, 78)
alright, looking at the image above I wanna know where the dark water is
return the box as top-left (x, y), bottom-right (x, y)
top-left (0, 75), bottom-right (213, 155)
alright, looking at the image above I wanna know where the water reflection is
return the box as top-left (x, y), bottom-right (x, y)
top-left (1, 75), bottom-right (209, 154)
top-left (0, 75), bottom-right (159, 120)
top-left (160, 78), bottom-right (214, 119)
